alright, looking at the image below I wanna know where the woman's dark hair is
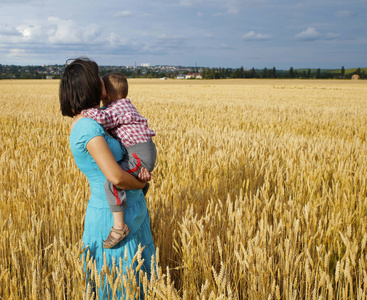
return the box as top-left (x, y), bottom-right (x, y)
top-left (59, 57), bottom-right (102, 117)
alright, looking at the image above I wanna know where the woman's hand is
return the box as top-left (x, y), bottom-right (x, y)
top-left (138, 167), bottom-right (153, 184)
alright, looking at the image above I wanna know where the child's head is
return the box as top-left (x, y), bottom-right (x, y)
top-left (102, 73), bottom-right (128, 106)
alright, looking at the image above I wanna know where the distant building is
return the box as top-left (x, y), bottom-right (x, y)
top-left (141, 63), bottom-right (150, 67)
top-left (351, 74), bottom-right (360, 80)
top-left (185, 72), bottom-right (202, 79)
top-left (46, 76), bottom-right (53, 80)
top-left (176, 74), bottom-right (185, 80)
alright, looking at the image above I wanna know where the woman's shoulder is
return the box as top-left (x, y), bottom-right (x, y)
top-left (70, 118), bottom-right (106, 148)
top-left (72, 117), bottom-right (104, 132)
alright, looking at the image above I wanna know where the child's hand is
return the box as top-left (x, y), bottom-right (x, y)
top-left (138, 167), bottom-right (153, 183)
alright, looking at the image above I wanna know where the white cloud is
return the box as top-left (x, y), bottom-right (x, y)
top-left (47, 17), bottom-right (81, 44)
top-left (181, 0), bottom-right (239, 15)
top-left (0, 0), bottom-right (365, 67)
top-left (17, 24), bottom-right (43, 42)
top-left (0, 24), bottom-right (21, 36)
top-left (295, 27), bottom-right (340, 41)
top-left (179, 0), bottom-right (199, 7)
top-left (106, 32), bottom-right (129, 47)
top-left (8, 48), bottom-right (27, 57)
top-left (226, 0), bottom-right (239, 14)
top-left (335, 10), bottom-right (352, 17)
top-left (114, 10), bottom-right (132, 18)
top-left (157, 34), bottom-right (184, 48)
top-left (132, 33), bottom-right (187, 55)
top-left (0, 18), bottom-right (105, 46)
top-left (294, 28), bottom-right (321, 40)
top-left (47, 17), bottom-right (102, 45)
top-left (0, 23), bottom-right (42, 44)
top-left (242, 31), bottom-right (271, 40)
top-left (2, 0), bottom-right (42, 3)
top-left (325, 32), bottom-right (340, 40)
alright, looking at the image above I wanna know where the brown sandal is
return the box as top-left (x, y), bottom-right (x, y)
top-left (103, 225), bottom-right (130, 249)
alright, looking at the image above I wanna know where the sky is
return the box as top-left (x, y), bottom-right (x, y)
top-left (0, 0), bottom-right (366, 69)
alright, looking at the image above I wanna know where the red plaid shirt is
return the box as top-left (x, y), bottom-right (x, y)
top-left (82, 99), bottom-right (155, 147)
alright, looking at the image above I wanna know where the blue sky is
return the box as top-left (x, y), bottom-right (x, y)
top-left (0, 0), bottom-right (366, 69)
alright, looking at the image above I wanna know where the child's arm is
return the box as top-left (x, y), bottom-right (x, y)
top-left (82, 104), bottom-right (125, 130)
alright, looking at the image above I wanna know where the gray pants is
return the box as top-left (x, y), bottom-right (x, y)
top-left (105, 139), bottom-right (157, 212)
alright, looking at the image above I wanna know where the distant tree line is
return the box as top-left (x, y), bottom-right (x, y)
top-left (200, 66), bottom-right (366, 79)
top-left (100, 68), bottom-right (173, 79)
top-left (0, 65), bottom-right (58, 79)
top-left (0, 64), bottom-right (175, 80)
top-left (0, 63), bottom-right (365, 80)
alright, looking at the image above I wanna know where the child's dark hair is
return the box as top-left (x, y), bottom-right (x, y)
top-left (102, 73), bottom-right (129, 101)
top-left (59, 57), bottom-right (102, 117)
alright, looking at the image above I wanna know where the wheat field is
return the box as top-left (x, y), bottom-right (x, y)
top-left (0, 78), bottom-right (367, 299)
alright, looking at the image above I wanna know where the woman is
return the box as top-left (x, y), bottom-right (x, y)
top-left (59, 57), bottom-right (155, 298)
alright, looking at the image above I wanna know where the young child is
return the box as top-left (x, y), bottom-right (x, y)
top-left (82, 73), bottom-right (156, 249)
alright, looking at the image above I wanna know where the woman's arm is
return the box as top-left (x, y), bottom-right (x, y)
top-left (86, 136), bottom-right (149, 190)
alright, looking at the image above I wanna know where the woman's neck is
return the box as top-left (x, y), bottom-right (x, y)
top-left (70, 113), bottom-right (85, 132)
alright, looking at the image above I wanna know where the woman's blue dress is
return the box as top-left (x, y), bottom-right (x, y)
top-left (69, 118), bottom-right (155, 298)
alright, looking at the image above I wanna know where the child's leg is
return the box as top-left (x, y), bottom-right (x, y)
top-left (112, 210), bottom-right (125, 229)
top-left (104, 178), bottom-right (128, 212)
top-left (123, 140), bottom-right (157, 196)
top-left (103, 179), bottom-right (130, 249)
top-left (103, 141), bottom-right (156, 248)
top-left (123, 140), bottom-right (157, 173)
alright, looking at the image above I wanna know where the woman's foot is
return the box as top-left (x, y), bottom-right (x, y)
top-left (103, 225), bottom-right (130, 249)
